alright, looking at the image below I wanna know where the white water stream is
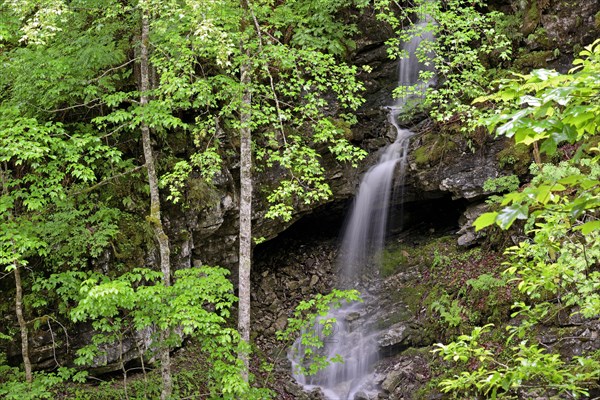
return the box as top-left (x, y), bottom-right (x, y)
top-left (290, 128), bottom-right (412, 399)
top-left (290, 19), bottom-right (434, 400)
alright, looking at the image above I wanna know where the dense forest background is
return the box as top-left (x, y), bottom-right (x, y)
top-left (1, 0), bottom-right (599, 399)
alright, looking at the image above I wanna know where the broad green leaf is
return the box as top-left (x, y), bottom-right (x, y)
top-left (473, 212), bottom-right (498, 231)
top-left (568, 197), bottom-right (600, 218)
top-left (576, 220), bottom-right (600, 235)
top-left (558, 175), bottom-right (584, 185)
top-left (496, 204), bottom-right (528, 230)
top-left (531, 69), bottom-right (560, 81)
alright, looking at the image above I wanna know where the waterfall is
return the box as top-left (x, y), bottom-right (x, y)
top-left (290, 19), bottom-right (433, 400)
top-left (338, 128), bottom-right (413, 280)
top-left (391, 20), bottom-right (435, 120)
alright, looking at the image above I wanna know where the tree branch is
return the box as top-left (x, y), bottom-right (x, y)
top-left (88, 58), bottom-right (139, 84)
top-left (72, 165), bottom-right (145, 195)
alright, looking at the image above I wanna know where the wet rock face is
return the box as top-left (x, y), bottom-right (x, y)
top-left (457, 202), bottom-right (490, 247)
top-left (377, 321), bottom-right (431, 353)
top-left (250, 230), bottom-right (339, 400)
top-left (251, 216), bottom-right (446, 399)
top-left (377, 354), bottom-right (432, 399)
top-left (252, 233), bottom-right (338, 348)
top-left (6, 322), bottom-right (155, 375)
top-left (541, 0), bottom-right (600, 54)
top-left (407, 131), bottom-right (509, 202)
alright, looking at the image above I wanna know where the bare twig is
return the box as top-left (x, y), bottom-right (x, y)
top-left (46, 98), bottom-right (103, 113)
top-left (89, 58), bottom-right (139, 84)
top-left (0, 270), bottom-right (13, 281)
top-left (47, 319), bottom-right (61, 368)
top-left (249, 7), bottom-right (288, 145)
top-left (100, 123), bottom-right (129, 139)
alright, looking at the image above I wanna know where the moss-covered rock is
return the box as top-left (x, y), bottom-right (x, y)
top-left (521, 0), bottom-right (542, 35)
top-left (513, 50), bottom-right (554, 69)
top-left (411, 132), bottom-right (459, 168)
top-left (496, 142), bottom-right (532, 175)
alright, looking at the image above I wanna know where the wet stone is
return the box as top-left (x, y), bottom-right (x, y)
top-left (346, 312), bottom-right (361, 322)
top-left (310, 275), bottom-right (319, 286)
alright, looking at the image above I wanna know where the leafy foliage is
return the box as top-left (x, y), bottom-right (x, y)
top-left (374, 0), bottom-right (511, 122)
top-left (118, 0), bottom-right (370, 219)
top-left (474, 39), bottom-right (600, 233)
top-left (438, 40), bottom-right (600, 398)
top-left (0, 357), bottom-right (87, 400)
top-left (430, 293), bottom-right (464, 328)
top-left (483, 175), bottom-right (520, 194)
top-left (434, 325), bottom-right (600, 399)
top-left (0, 0), bottom-right (375, 396)
top-left (63, 265), bottom-right (264, 397)
top-left (476, 46), bottom-right (600, 154)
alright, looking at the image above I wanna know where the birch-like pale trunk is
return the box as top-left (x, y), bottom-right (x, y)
top-left (140, 7), bottom-right (173, 399)
top-left (2, 167), bottom-right (32, 384)
top-left (238, 0), bottom-right (253, 383)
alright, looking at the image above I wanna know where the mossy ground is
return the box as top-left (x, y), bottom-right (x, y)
top-left (379, 231), bottom-right (517, 333)
top-left (377, 231), bottom-right (522, 398)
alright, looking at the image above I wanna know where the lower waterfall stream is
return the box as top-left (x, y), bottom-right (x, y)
top-left (290, 19), bottom-right (433, 399)
top-left (289, 125), bottom-right (413, 400)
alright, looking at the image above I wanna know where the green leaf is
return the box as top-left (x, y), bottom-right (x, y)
top-left (569, 197), bottom-right (593, 218)
top-left (576, 220), bottom-right (600, 235)
top-left (496, 204), bottom-right (528, 230)
top-left (473, 212), bottom-right (498, 231)
top-left (531, 69), bottom-right (560, 81)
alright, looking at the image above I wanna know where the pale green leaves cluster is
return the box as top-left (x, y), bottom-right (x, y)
top-left (0, 112), bottom-right (123, 273)
top-left (3, 0), bottom-right (70, 45)
top-left (84, 0), bottom-right (370, 218)
top-left (0, 365), bottom-right (86, 400)
top-left (435, 325), bottom-right (600, 399)
top-left (475, 40), bottom-right (600, 232)
top-left (475, 40), bottom-right (600, 153)
top-left (62, 265), bottom-right (255, 397)
top-left (0, 0), bottom-right (129, 278)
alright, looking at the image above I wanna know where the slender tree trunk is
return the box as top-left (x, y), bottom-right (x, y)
top-left (238, 0), bottom-right (253, 383)
top-left (14, 261), bottom-right (32, 383)
top-left (140, 7), bottom-right (172, 399)
top-left (1, 172), bottom-right (31, 383)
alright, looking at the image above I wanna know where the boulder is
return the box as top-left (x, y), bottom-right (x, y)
top-left (457, 202), bottom-right (490, 247)
top-left (377, 321), bottom-right (432, 354)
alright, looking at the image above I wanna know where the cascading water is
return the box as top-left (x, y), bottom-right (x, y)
top-left (290, 19), bottom-right (434, 400)
top-left (395, 20), bottom-right (435, 102)
top-left (290, 129), bottom-right (413, 399)
top-left (338, 128), bottom-right (413, 280)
